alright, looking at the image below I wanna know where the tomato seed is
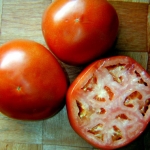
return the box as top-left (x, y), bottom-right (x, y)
top-left (104, 86), bottom-right (114, 100)
top-left (140, 98), bottom-right (150, 116)
top-left (76, 101), bottom-right (87, 118)
top-left (81, 75), bottom-right (97, 92)
top-left (146, 98), bottom-right (150, 105)
top-left (116, 114), bottom-right (129, 120)
top-left (93, 95), bottom-right (106, 102)
top-left (106, 64), bottom-right (125, 83)
top-left (124, 91), bottom-right (142, 107)
top-left (99, 108), bottom-right (106, 114)
top-left (88, 124), bottom-right (104, 141)
top-left (138, 78), bottom-right (148, 86)
top-left (129, 91), bottom-right (142, 100)
top-left (140, 106), bottom-right (148, 116)
top-left (135, 70), bottom-right (141, 77)
top-left (135, 70), bottom-right (148, 86)
top-left (112, 126), bottom-right (122, 141)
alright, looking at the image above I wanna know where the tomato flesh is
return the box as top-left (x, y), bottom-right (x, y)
top-left (0, 40), bottom-right (68, 120)
top-left (66, 56), bottom-right (150, 149)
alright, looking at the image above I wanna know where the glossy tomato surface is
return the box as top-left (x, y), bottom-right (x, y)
top-left (42, 0), bottom-right (119, 65)
top-left (0, 39), bottom-right (68, 121)
top-left (66, 56), bottom-right (150, 149)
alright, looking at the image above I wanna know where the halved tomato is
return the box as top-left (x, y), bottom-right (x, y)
top-left (66, 56), bottom-right (150, 149)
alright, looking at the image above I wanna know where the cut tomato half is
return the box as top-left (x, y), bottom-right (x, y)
top-left (66, 56), bottom-right (150, 149)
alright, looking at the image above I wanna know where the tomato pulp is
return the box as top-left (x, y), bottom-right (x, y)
top-left (42, 0), bottom-right (119, 65)
top-left (0, 40), bottom-right (68, 120)
top-left (66, 56), bottom-right (150, 149)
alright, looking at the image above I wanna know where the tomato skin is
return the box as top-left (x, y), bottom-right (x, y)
top-left (42, 0), bottom-right (119, 65)
top-left (66, 56), bottom-right (150, 149)
top-left (0, 39), bottom-right (68, 121)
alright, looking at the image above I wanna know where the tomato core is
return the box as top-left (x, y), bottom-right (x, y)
top-left (17, 86), bottom-right (21, 91)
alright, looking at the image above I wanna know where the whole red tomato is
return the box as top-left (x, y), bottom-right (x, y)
top-left (0, 39), bottom-right (68, 120)
top-left (66, 56), bottom-right (150, 149)
top-left (42, 0), bottom-right (119, 65)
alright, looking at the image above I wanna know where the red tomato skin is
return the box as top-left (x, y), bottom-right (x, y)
top-left (66, 56), bottom-right (150, 149)
top-left (42, 0), bottom-right (119, 65)
top-left (0, 39), bottom-right (68, 120)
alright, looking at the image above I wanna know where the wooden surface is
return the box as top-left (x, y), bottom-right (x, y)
top-left (0, 0), bottom-right (150, 149)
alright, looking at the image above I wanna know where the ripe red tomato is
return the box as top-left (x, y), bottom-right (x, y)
top-left (42, 0), bottom-right (119, 65)
top-left (66, 56), bottom-right (150, 149)
top-left (0, 39), bottom-right (68, 120)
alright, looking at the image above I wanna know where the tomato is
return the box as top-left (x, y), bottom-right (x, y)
top-left (42, 0), bottom-right (119, 65)
top-left (0, 39), bottom-right (68, 121)
top-left (66, 56), bottom-right (150, 149)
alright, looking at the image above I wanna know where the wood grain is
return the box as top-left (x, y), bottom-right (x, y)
top-left (0, 118), bottom-right (43, 144)
top-left (110, 2), bottom-right (148, 52)
top-left (0, 142), bottom-right (42, 150)
top-left (0, 0), bottom-right (3, 30)
top-left (0, 0), bottom-right (149, 150)
top-left (43, 145), bottom-right (92, 150)
top-left (0, 0), bottom-right (49, 45)
top-left (109, 0), bottom-right (149, 2)
top-left (43, 106), bottom-right (93, 148)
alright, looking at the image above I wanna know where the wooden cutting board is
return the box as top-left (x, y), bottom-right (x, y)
top-left (0, 0), bottom-right (149, 149)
